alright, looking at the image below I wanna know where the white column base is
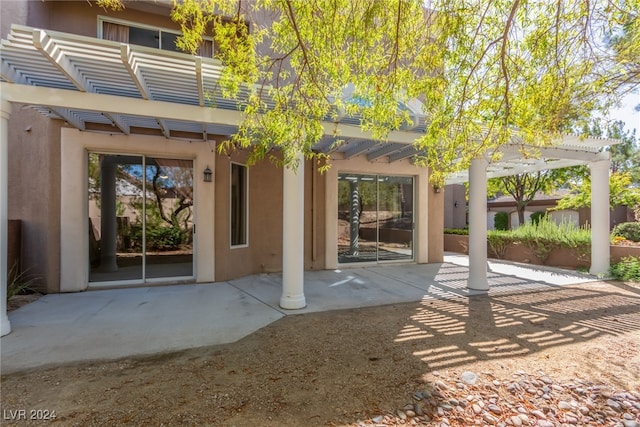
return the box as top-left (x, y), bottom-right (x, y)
top-left (280, 293), bottom-right (307, 310)
top-left (1, 315), bottom-right (11, 336)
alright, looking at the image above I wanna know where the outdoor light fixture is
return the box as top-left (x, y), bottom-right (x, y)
top-left (454, 201), bottom-right (459, 208)
top-left (433, 185), bottom-right (441, 193)
top-left (203, 166), bottom-right (212, 182)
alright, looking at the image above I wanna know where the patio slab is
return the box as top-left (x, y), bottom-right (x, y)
top-left (1, 255), bottom-right (601, 373)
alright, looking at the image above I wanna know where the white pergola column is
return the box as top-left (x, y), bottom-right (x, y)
top-left (468, 156), bottom-right (489, 291)
top-left (280, 153), bottom-right (306, 310)
top-left (590, 159), bottom-right (611, 275)
top-left (1, 100), bottom-right (12, 336)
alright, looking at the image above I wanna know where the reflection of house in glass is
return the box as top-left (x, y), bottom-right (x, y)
top-left (338, 174), bottom-right (414, 263)
top-left (88, 154), bottom-right (194, 283)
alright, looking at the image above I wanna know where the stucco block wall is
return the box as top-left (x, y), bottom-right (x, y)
top-left (7, 106), bottom-right (63, 293)
top-left (443, 184), bottom-right (466, 229)
top-left (214, 155), bottom-right (326, 282)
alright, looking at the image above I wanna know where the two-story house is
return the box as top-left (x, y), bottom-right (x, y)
top-left (0, 0), bottom-right (443, 325)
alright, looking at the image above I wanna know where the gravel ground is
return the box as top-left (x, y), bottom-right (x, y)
top-left (1, 280), bottom-right (639, 426)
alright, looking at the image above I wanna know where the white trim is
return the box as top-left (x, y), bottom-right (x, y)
top-left (61, 129), bottom-right (215, 292)
top-left (335, 172), bottom-right (416, 266)
top-left (85, 151), bottom-right (196, 286)
top-left (230, 162), bottom-right (249, 249)
top-left (325, 155), bottom-right (429, 269)
top-left (97, 16), bottom-right (215, 55)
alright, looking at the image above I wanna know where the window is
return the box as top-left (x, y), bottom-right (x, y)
top-left (231, 163), bottom-right (248, 246)
top-left (100, 18), bottom-right (213, 57)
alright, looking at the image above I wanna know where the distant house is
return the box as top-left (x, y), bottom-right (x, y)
top-left (444, 184), bottom-right (633, 230)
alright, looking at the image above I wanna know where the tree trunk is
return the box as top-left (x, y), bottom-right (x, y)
top-left (517, 205), bottom-right (525, 226)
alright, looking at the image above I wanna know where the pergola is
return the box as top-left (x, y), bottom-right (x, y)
top-left (0, 25), bottom-right (619, 336)
top-left (445, 137), bottom-right (617, 291)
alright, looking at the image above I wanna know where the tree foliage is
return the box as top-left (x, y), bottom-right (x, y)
top-left (98, 0), bottom-right (640, 184)
top-left (555, 171), bottom-right (640, 211)
top-left (487, 168), bottom-right (581, 225)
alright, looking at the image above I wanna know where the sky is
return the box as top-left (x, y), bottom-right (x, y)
top-left (608, 92), bottom-right (640, 135)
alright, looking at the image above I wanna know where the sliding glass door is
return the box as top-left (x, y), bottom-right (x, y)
top-left (88, 153), bottom-right (194, 284)
top-left (337, 173), bottom-right (414, 263)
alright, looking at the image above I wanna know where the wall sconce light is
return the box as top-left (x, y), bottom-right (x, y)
top-left (433, 185), bottom-right (441, 193)
top-left (203, 166), bottom-right (212, 182)
top-left (454, 201), bottom-right (459, 208)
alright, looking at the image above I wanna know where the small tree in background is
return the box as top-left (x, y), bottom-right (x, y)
top-left (494, 212), bottom-right (509, 231)
top-left (555, 172), bottom-right (640, 215)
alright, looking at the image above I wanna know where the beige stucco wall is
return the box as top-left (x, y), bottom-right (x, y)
top-left (443, 184), bottom-right (466, 229)
top-left (213, 153), bottom-right (326, 282)
top-left (7, 106), bottom-right (63, 293)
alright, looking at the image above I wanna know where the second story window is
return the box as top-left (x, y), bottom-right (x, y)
top-left (100, 18), bottom-right (213, 57)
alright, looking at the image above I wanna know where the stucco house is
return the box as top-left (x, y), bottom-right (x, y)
top-left (0, 0), bottom-right (618, 337)
top-left (0, 0), bottom-right (446, 335)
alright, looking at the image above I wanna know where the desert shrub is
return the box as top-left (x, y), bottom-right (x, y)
top-left (494, 212), bottom-right (509, 230)
top-left (610, 256), bottom-right (640, 282)
top-left (487, 230), bottom-right (511, 259)
top-left (146, 226), bottom-right (184, 250)
top-left (444, 228), bottom-right (469, 235)
top-left (611, 222), bottom-right (640, 242)
top-left (484, 216), bottom-right (591, 263)
top-left (7, 262), bottom-right (38, 301)
top-left (529, 211), bottom-right (546, 225)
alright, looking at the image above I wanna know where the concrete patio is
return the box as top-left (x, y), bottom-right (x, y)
top-left (0, 254), bottom-right (601, 374)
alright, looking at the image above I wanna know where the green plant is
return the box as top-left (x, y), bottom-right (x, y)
top-left (443, 228), bottom-right (469, 235)
top-left (529, 211), bottom-right (546, 225)
top-left (7, 262), bottom-right (38, 301)
top-left (481, 216), bottom-right (591, 264)
top-left (487, 230), bottom-right (511, 259)
top-left (610, 256), bottom-right (640, 282)
top-left (494, 212), bottom-right (509, 231)
top-left (611, 222), bottom-right (640, 242)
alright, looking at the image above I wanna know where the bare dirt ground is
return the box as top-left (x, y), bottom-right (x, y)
top-left (2, 280), bottom-right (639, 426)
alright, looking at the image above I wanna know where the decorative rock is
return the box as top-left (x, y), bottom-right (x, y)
top-left (397, 410), bottom-right (407, 420)
top-left (510, 415), bottom-right (523, 426)
top-left (517, 414), bottom-right (530, 423)
top-left (482, 412), bottom-right (498, 424)
top-left (472, 404), bottom-right (482, 414)
top-left (435, 380), bottom-right (449, 391)
top-left (372, 415), bottom-right (384, 423)
top-left (558, 400), bottom-right (572, 410)
top-left (488, 404), bottom-right (502, 415)
top-left (414, 404), bottom-right (424, 416)
top-left (607, 399), bottom-right (622, 411)
top-left (531, 410), bottom-right (547, 419)
top-left (461, 371), bottom-right (479, 385)
top-left (405, 410), bottom-right (416, 417)
top-left (413, 391), bottom-right (423, 401)
top-left (622, 421), bottom-right (639, 427)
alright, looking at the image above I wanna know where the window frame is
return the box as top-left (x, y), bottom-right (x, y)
top-left (230, 162), bottom-right (249, 248)
top-left (97, 16), bottom-right (214, 56)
